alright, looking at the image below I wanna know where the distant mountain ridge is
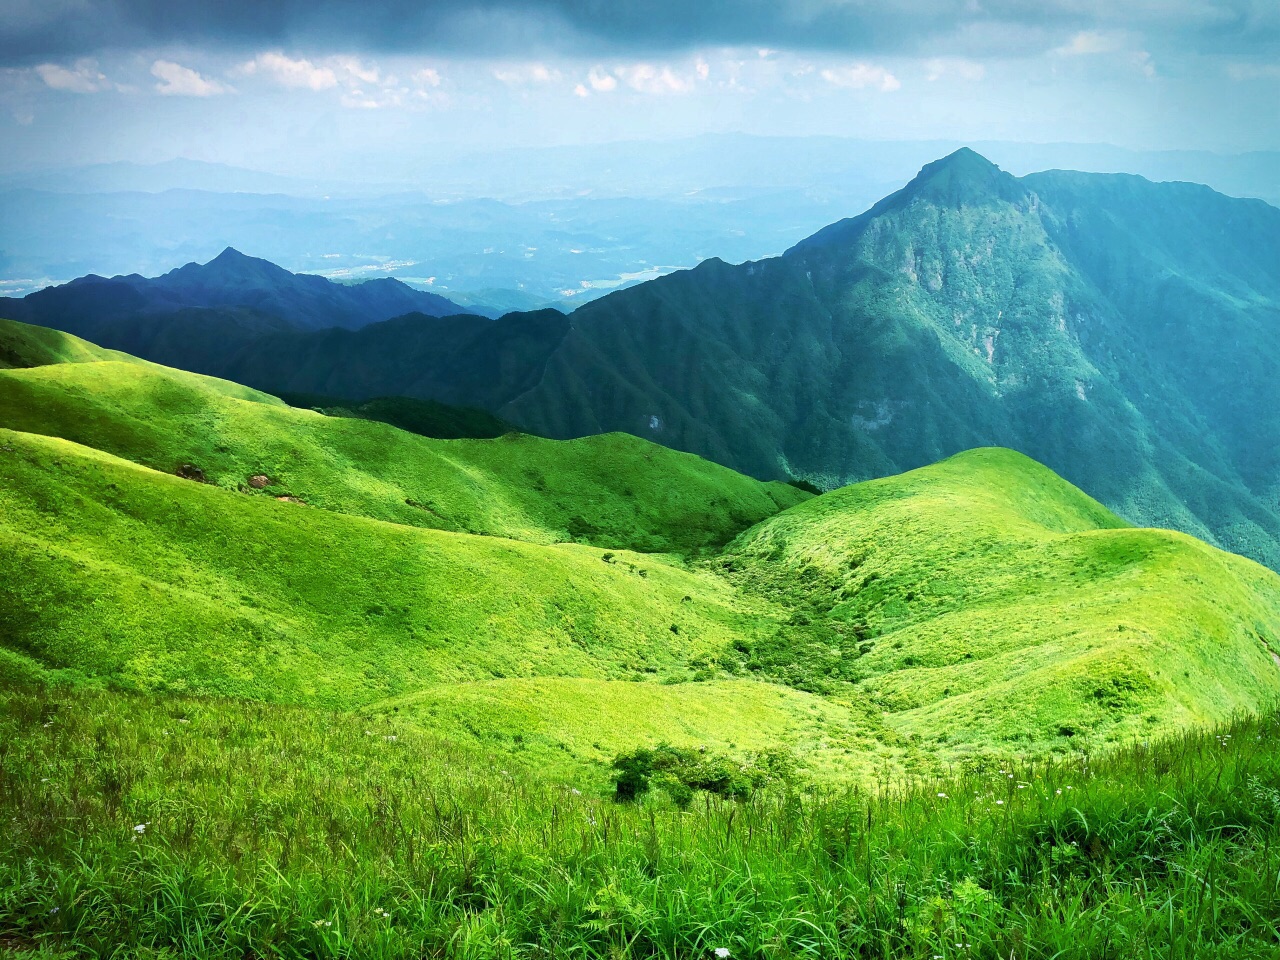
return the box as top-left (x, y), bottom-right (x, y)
top-left (0, 246), bottom-right (473, 371)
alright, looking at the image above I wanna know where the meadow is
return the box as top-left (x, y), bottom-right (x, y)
top-left (6, 318), bottom-right (1280, 957)
top-left (3, 682), bottom-right (1280, 958)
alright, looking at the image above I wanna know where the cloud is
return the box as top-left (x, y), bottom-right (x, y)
top-left (151, 59), bottom-right (230, 96)
top-left (587, 65), bottom-right (617, 92)
top-left (35, 58), bottom-right (109, 92)
top-left (615, 63), bottom-right (695, 94)
top-left (492, 62), bottom-right (560, 85)
top-left (411, 66), bottom-right (441, 87)
top-left (6, 0), bottom-right (1278, 67)
top-left (820, 63), bottom-right (901, 92)
top-left (238, 51), bottom-right (336, 90)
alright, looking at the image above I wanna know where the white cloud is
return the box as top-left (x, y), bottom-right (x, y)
top-left (587, 66), bottom-right (617, 92)
top-left (492, 63), bottom-right (560, 85)
top-left (35, 59), bottom-right (109, 93)
top-left (151, 60), bottom-right (229, 97)
top-left (239, 52), bottom-right (337, 91)
top-left (1132, 51), bottom-right (1157, 79)
top-left (1055, 31), bottom-right (1123, 56)
top-left (412, 67), bottom-right (442, 88)
top-left (332, 57), bottom-right (380, 85)
top-left (696, 59), bottom-right (710, 80)
top-left (615, 63), bottom-right (693, 95)
top-left (573, 82), bottom-right (589, 97)
top-left (820, 63), bottom-right (901, 92)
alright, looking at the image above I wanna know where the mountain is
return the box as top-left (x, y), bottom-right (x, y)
top-left (0, 247), bottom-right (473, 370)
top-left (3, 318), bottom-right (1280, 769)
top-left (247, 148), bottom-right (1279, 569)
top-left (8, 152), bottom-right (1280, 572)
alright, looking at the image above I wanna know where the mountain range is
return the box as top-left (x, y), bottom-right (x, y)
top-left (0, 246), bottom-right (473, 372)
top-left (7, 149), bottom-right (1280, 575)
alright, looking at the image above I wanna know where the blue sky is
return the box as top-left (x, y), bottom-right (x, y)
top-left (1, 1), bottom-right (1277, 177)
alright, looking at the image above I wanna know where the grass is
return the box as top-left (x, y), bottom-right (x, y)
top-left (726, 448), bottom-right (1280, 758)
top-left (7, 320), bottom-right (1280, 954)
top-left (3, 682), bottom-right (1280, 958)
top-left (0, 318), bottom-right (806, 555)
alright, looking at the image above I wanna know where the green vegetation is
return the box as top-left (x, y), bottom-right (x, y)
top-left (725, 449), bottom-right (1280, 758)
top-left (5, 318), bottom-right (1280, 954)
top-left (275, 391), bottom-right (523, 441)
top-left (4, 684), bottom-right (1280, 958)
top-left (0, 318), bottom-right (806, 554)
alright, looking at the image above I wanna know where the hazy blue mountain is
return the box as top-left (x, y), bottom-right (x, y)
top-left (4, 136), bottom-right (1273, 306)
top-left (0, 248), bottom-right (473, 368)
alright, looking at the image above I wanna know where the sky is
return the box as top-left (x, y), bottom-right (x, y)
top-left (0, 0), bottom-right (1278, 179)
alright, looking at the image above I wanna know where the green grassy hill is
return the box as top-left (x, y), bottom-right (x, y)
top-left (3, 320), bottom-right (1280, 784)
top-left (0, 318), bottom-right (806, 555)
top-left (727, 448), bottom-right (1280, 757)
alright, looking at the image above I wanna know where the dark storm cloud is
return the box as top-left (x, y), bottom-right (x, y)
top-left (3, 0), bottom-right (1278, 65)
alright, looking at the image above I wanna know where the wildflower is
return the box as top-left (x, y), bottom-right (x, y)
top-left (937, 792), bottom-right (947, 798)
top-left (48, 907), bottom-right (58, 915)
top-left (383, 735), bottom-right (397, 742)
top-left (996, 800), bottom-right (1005, 805)
top-left (571, 788), bottom-right (581, 796)
top-left (715, 949), bottom-right (731, 959)
top-left (1056, 789), bottom-right (1062, 795)
top-left (133, 823), bottom-right (148, 834)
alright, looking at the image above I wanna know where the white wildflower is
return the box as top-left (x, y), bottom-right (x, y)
top-left (715, 949), bottom-right (731, 959)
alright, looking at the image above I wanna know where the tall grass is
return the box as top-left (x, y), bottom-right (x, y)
top-left (3, 683), bottom-right (1280, 958)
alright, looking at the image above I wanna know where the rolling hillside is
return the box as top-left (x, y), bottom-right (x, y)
top-left (3, 320), bottom-right (1280, 780)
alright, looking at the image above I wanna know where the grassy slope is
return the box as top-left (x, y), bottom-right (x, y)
top-left (0, 318), bottom-right (807, 554)
top-left (728, 448), bottom-right (1280, 757)
top-left (378, 677), bottom-right (908, 784)
top-left (3, 319), bottom-right (1280, 779)
top-left (4, 684), bottom-right (1280, 958)
top-left (0, 427), bottom-right (769, 701)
